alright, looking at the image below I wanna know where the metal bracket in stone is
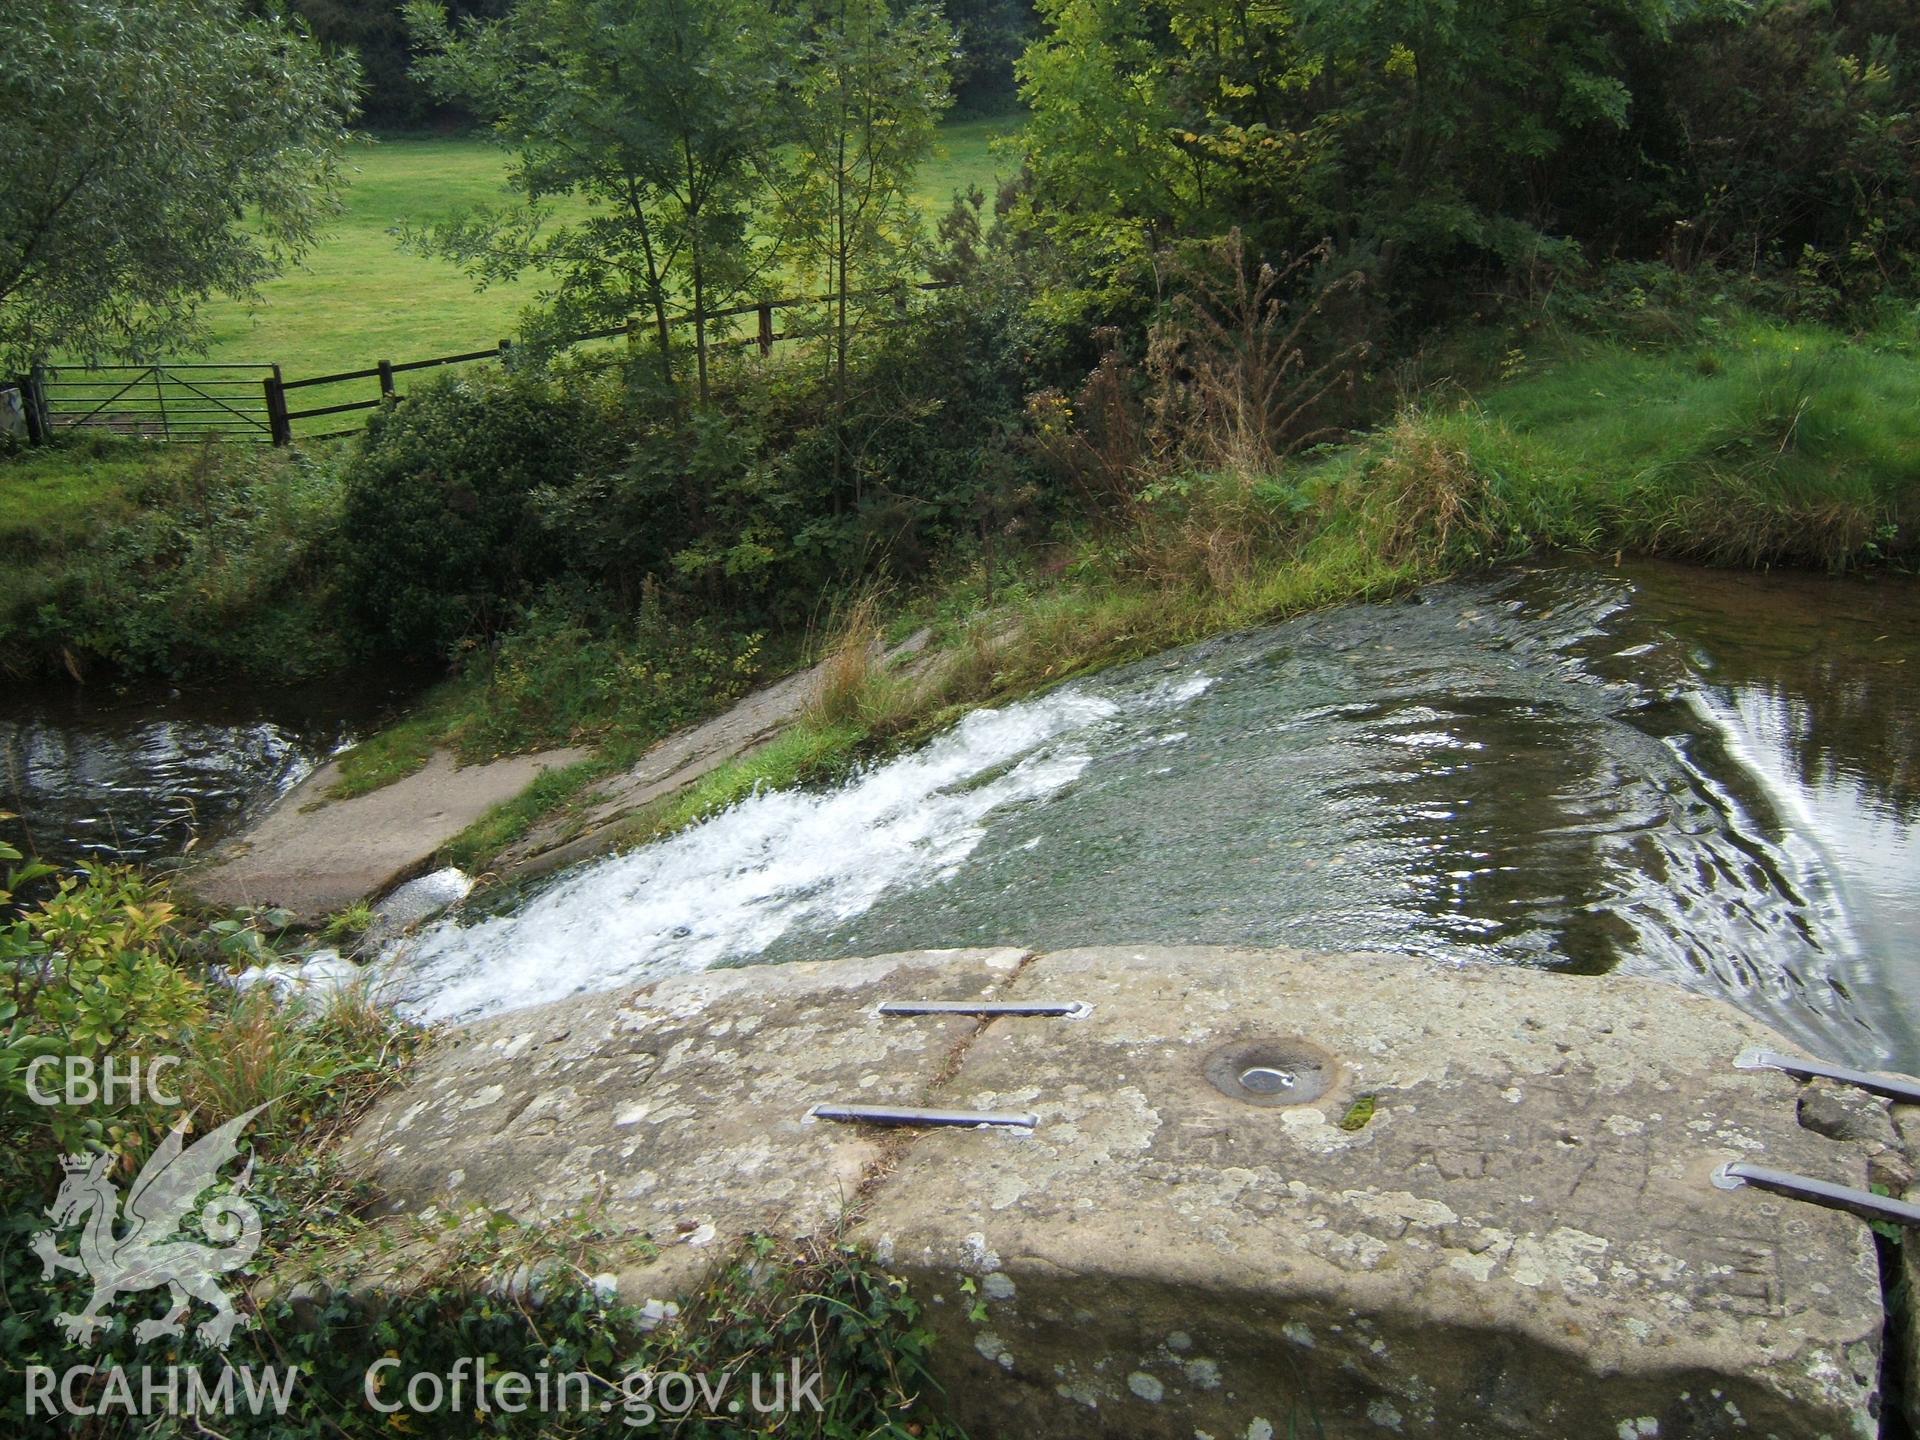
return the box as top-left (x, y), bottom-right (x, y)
top-left (1712, 1161), bottom-right (1920, 1229)
top-left (1734, 1046), bottom-right (1920, 1105)
top-left (805, 1102), bottom-right (1038, 1130)
top-left (874, 999), bottom-right (1093, 1019)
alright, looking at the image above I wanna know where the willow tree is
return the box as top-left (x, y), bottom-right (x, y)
top-left (406, 0), bottom-right (792, 400)
top-left (0, 0), bottom-right (358, 371)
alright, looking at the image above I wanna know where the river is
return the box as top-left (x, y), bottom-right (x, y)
top-left (379, 559), bottom-right (1919, 1072)
top-left (0, 672), bottom-right (409, 870)
top-left (6, 560), bottom-right (1913, 1069)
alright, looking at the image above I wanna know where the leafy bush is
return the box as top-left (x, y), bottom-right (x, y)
top-left (338, 370), bottom-right (623, 661)
top-left (7, 438), bottom-right (350, 679)
top-left (0, 834), bottom-right (412, 1176)
top-left (0, 1192), bottom-right (959, 1439)
top-left (1659, 0), bottom-right (1920, 303)
top-left (533, 274), bottom-right (1056, 625)
top-left (448, 585), bottom-right (767, 754)
top-left (1011, 0), bottom-right (1920, 331)
top-left (0, 842), bottom-right (206, 1164)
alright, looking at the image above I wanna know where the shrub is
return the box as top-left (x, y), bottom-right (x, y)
top-left (1, 845), bottom-right (206, 1165)
top-left (1145, 233), bottom-right (1372, 474)
top-left (7, 438), bottom-right (350, 679)
top-left (1334, 409), bottom-right (1524, 568)
top-left (447, 584), bottom-right (767, 754)
top-left (339, 371), bottom-right (621, 661)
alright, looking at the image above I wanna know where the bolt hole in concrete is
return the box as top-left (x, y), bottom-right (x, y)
top-left (378, 559), bottom-right (1920, 1077)
top-left (1204, 1038), bottom-right (1337, 1107)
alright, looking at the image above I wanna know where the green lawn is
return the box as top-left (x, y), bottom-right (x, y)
top-left (178, 118), bottom-right (1019, 431)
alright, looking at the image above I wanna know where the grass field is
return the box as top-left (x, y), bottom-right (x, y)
top-left (183, 117), bottom-right (1019, 422)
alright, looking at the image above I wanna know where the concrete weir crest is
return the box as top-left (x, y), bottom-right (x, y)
top-left (338, 945), bottom-right (1907, 1439)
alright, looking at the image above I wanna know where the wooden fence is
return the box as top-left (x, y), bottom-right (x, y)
top-left (14, 280), bottom-right (957, 448)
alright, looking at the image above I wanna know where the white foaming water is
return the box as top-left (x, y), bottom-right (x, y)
top-left (382, 687), bottom-right (1131, 1022)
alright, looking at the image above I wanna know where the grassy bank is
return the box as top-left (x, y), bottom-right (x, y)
top-left (5, 306), bottom-right (1913, 844)
top-left (427, 311), bottom-right (1920, 871)
top-left (0, 434), bottom-right (352, 679)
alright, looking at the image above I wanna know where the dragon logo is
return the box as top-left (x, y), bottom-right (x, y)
top-left (31, 1105), bottom-right (266, 1350)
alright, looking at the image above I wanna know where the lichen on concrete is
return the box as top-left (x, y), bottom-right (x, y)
top-left (339, 944), bottom-right (1902, 1438)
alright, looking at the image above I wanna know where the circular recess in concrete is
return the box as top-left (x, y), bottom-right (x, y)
top-left (1203, 1037), bottom-right (1338, 1106)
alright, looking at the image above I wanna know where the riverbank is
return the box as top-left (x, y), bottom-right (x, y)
top-left (404, 312), bottom-right (1920, 885)
top-left (9, 308), bottom-right (1916, 907)
top-left (6, 309), bottom-right (1920, 1432)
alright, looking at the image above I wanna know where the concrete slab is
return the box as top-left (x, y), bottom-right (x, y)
top-left (334, 945), bottom-right (1897, 1437)
top-left (338, 947), bottom-right (1029, 1298)
top-left (494, 629), bottom-right (933, 880)
top-left (187, 745), bottom-right (587, 923)
top-left (857, 946), bottom-right (1885, 1439)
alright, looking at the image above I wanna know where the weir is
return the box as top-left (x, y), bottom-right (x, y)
top-left (378, 560), bottom-right (1920, 1075)
top-left (341, 943), bottom-right (1909, 1439)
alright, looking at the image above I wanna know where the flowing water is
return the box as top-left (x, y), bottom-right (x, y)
top-left (387, 559), bottom-right (1920, 1072)
top-left (0, 674), bottom-right (409, 869)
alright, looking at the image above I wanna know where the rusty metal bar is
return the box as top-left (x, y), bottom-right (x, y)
top-left (877, 1000), bottom-right (1092, 1019)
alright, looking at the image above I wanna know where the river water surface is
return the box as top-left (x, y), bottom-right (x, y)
top-left (0, 674), bottom-right (408, 869)
top-left (386, 559), bottom-right (1919, 1072)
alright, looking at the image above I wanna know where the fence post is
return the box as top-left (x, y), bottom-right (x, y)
top-left (757, 302), bottom-right (774, 357)
top-left (377, 360), bottom-right (395, 398)
top-left (263, 365), bottom-right (292, 447)
top-left (498, 338), bottom-right (512, 371)
top-left (16, 368), bottom-right (47, 445)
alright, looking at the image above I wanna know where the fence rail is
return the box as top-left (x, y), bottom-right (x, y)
top-left (299, 280), bottom-right (960, 443)
top-left (17, 282), bottom-right (954, 447)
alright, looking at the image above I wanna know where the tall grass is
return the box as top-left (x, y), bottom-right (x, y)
top-left (805, 589), bottom-right (886, 727)
top-left (1375, 318), bottom-right (1920, 570)
top-left (742, 311), bottom-right (1916, 806)
top-left (181, 982), bottom-right (418, 1152)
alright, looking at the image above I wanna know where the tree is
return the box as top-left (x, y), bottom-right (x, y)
top-left (0, 0), bottom-right (360, 371)
top-left (1013, 0), bottom-right (1728, 319)
top-left (290, 0), bottom-right (507, 129)
top-left (783, 0), bottom-right (955, 429)
top-left (1015, 0), bottom-right (1328, 323)
top-left (942, 0), bottom-right (1036, 113)
top-left (406, 0), bottom-right (793, 402)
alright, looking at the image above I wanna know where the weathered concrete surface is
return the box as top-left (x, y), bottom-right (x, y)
top-left (338, 946), bottom-right (1896, 1438)
top-left (188, 746), bottom-right (586, 923)
top-left (493, 629), bottom-right (931, 881)
top-left (339, 947), bottom-right (1028, 1298)
top-left (867, 946), bottom-right (1887, 1439)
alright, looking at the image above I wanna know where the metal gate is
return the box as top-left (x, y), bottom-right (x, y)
top-left (29, 364), bottom-right (279, 442)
